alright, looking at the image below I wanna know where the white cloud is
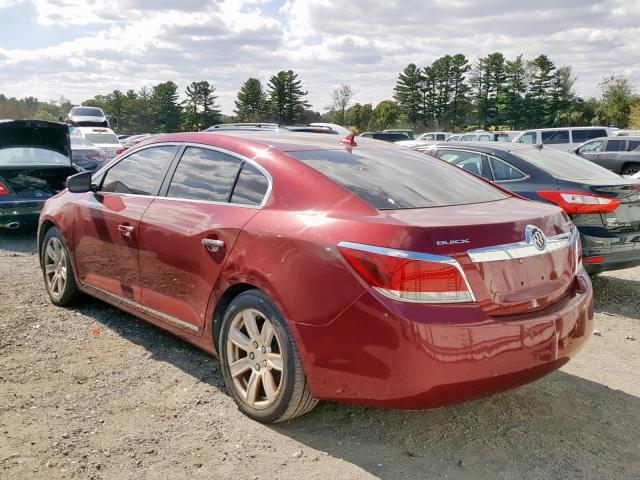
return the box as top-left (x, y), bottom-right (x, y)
top-left (0, 0), bottom-right (639, 115)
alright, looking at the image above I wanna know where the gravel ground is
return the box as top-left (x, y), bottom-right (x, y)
top-left (1, 229), bottom-right (639, 480)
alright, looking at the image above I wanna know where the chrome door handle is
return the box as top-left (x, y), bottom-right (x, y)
top-left (202, 238), bottom-right (224, 252)
top-left (117, 224), bottom-right (135, 237)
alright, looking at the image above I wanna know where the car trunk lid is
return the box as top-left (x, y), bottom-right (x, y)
top-left (585, 178), bottom-right (640, 232)
top-left (384, 197), bottom-right (579, 316)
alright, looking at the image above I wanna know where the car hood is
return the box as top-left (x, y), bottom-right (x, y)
top-left (0, 120), bottom-right (70, 158)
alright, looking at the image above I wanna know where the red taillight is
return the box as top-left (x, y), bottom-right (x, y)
top-left (584, 256), bottom-right (605, 264)
top-left (538, 191), bottom-right (620, 214)
top-left (116, 148), bottom-right (124, 155)
top-left (338, 242), bottom-right (474, 303)
top-left (0, 179), bottom-right (9, 195)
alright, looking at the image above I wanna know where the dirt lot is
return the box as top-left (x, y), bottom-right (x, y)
top-left (1, 229), bottom-right (639, 480)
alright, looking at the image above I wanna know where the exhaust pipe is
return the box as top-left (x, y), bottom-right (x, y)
top-left (5, 222), bottom-right (21, 230)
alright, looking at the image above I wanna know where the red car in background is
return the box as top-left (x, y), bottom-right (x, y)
top-left (37, 132), bottom-right (593, 423)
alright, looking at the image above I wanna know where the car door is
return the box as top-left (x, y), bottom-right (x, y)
top-left (576, 139), bottom-right (605, 167)
top-left (73, 145), bottom-right (178, 301)
top-left (601, 138), bottom-right (627, 173)
top-left (138, 145), bottom-right (270, 334)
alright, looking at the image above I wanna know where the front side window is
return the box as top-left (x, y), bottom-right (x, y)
top-left (461, 135), bottom-right (476, 141)
top-left (605, 140), bottom-right (626, 152)
top-left (541, 130), bottom-right (569, 144)
top-left (230, 163), bottom-right (269, 206)
top-left (167, 147), bottom-right (242, 202)
top-left (101, 146), bottom-right (177, 195)
top-left (478, 135), bottom-right (492, 142)
top-left (517, 132), bottom-right (537, 144)
top-left (578, 140), bottom-right (603, 153)
top-left (495, 133), bottom-right (510, 142)
top-left (292, 149), bottom-right (507, 210)
top-left (489, 156), bottom-right (526, 181)
top-left (436, 149), bottom-right (492, 180)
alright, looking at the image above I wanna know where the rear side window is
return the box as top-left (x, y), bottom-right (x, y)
top-left (572, 129), bottom-right (608, 143)
top-left (541, 130), bottom-right (569, 144)
top-left (167, 147), bottom-right (242, 202)
top-left (489, 157), bottom-right (526, 181)
top-left (461, 135), bottom-right (476, 141)
top-left (495, 133), bottom-right (510, 142)
top-left (291, 149), bottom-right (508, 210)
top-left (605, 140), bottom-right (626, 152)
top-left (230, 163), bottom-right (269, 206)
top-left (628, 140), bottom-right (640, 151)
top-left (101, 146), bottom-right (177, 195)
top-left (478, 135), bottom-right (492, 141)
top-left (436, 149), bottom-right (492, 180)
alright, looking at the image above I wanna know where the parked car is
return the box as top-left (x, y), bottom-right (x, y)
top-left (70, 136), bottom-right (107, 173)
top-left (308, 123), bottom-right (351, 136)
top-left (359, 131), bottom-right (409, 142)
top-left (612, 129), bottom-right (640, 137)
top-left (513, 127), bottom-right (611, 151)
top-left (65, 106), bottom-right (109, 128)
top-left (575, 136), bottom-right (640, 176)
top-left (416, 132), bottom-right (450, 142)
top-left (445, 130), bottom-right (516, 142)
top-left (203, 123), bottom-right (281, 132)
top-left (416, 142), bottom-right (640, 274)
top-left (38, 131), bottom-right (592, 423)
top-left (0, 120), bottom-right (77, 229)
top-left (383, 128), bottom-right (414, 140)
top-left (71, 127), bottom-right (124, 160)
top-left (122, 133), bottom-right (158, 150)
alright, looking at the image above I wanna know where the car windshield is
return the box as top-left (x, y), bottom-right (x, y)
top-left (0, 147), bottom-right (71, 167)
top-left (513, 147), bottom-right (622, 180)
top-left (291, 149), bottom-right (508, 210)
top-left (70, 107), bottom-right (103, 116)
top-left (84, 133), bottom-right (119, 145)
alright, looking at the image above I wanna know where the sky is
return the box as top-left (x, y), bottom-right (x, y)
top-left (0, 0), bottom-right (639, 115)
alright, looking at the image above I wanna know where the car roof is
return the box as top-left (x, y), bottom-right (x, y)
top-left (146, 131), bottom-right (398, 152)
top-left (425, 142), bottom-right (541, 155)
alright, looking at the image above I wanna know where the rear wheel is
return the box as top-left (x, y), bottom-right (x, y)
top-left (621, 163), bottom-right (640, 176)
top-left (219, 289), bottom-right (317, 423)
top-left (41, 227), bottom-right (79, 306)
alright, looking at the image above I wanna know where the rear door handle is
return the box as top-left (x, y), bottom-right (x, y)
top-left (117, 224), bottom-right (135, 237)
top-left (202, 238), bottom-right (224, 253)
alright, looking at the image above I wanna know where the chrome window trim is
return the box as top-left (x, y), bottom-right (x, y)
top-left (431, 148), bottom-right (531, 183)
top-left (485, 153), bottom-right (530, 183)
top-left (81, 283), bottom-right (199, 333)
top-left (467, 225), bottom-right (578, 263)
top-left (337, 241), bottom-right (476, 303)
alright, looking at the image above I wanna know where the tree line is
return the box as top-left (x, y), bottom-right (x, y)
top-left (1, 54), bottom-right (639, 134)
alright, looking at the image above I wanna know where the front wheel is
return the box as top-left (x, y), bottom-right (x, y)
top-left (41, 227), bottom-right (79, 306)
top-left (219, 289), bottom-right (317, 423)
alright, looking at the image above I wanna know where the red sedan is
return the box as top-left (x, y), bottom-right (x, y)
top-left (38, 131), bottom-right (593, 422)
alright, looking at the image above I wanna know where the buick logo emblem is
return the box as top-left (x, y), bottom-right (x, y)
top-left (526, 225), bottom-right (547, 251)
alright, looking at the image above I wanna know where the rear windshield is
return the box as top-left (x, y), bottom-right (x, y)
top-left (513, 147), bottom-right (621, 180)
top-left (0, 147), bottom-right (71, 167)
top-left (70, 107), bottom-right (103, 116)
top-left (84, 133), bottom-right (119, 145)
top-left (291, 149), bottom-right (508, 210)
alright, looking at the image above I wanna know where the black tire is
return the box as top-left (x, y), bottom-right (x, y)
top-left (622, 164), bottom-right (640, 176)
top-left (219, 289), bottom-right (317, 423)
top-left (41, 227), bottom-right (79, 306)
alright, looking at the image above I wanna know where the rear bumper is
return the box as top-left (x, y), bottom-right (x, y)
top-left (582, 235), bottom-right (640, 274)
top-left (584, 249), bottom-right (640, 274)
top-left (294, 268), bottom-right (593, 409)
top-left (0, 201), bottom-right (44, 227)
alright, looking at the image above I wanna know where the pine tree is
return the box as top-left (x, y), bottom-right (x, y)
top-left (448, 54), bottom-right (471, 129)
top-left (527, 54), bottom-right (556, 127)
top-left (504, 55), bottom-right (528, 129)
top-left (484, 52), bottom-right (507, 127)
top-left (234, 78), bottom-right (268, 122)
top-left (393, 64), bottom-right (423, 126)
top-left (182, 81), bottom-right (221, 131)
top-left (151, 81), bottom-right (182, 133)
top-left (267, 70), bottom-right (310, 124)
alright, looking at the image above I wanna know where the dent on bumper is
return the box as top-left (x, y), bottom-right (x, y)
top-left (294, 269), bottom-right (594, 409)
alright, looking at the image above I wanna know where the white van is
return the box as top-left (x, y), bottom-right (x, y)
top-left (71, 127), bottom-right (124, 160)
top-left (513, 127), bottom-right (611, 151)
top-left (446, 130), bottom-right (517, 143)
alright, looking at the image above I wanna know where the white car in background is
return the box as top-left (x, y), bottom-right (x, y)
top-left (308, 123), bottom-right (351, 136)
top-left (71, 127), bottom-right (124, 160)
top-left (396, 131), bottom-right (450, 148)
top-left (446, 130), bottom-right (519, 142)
top-left (513, 126), bottom-right (612, 151)
top-left (613, 129), bottom-right (640, 137)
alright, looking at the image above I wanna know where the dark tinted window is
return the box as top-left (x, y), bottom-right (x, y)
top-left (489, 156), bottom-right (526, 181)
top-left (70, 107), bottom-right (103, 116)
top-left (541, 130), bottom-right (569, 144)
top-left (168, 147), bottom-right (242, 202)
top-left (572, 129), bottom-right (608, 143)
top-left (292, 149), bottom-right (507, 210)
top-left (372, 133), bottom-right (408, 142)
top-left (230, 163), bottom-right (269, 206)
top-left (628, 140), bottom-right (640, 151)
top-left (102, 146), bottom-right (176, 195)
top-left (605, 140), bottom-right (626, 152)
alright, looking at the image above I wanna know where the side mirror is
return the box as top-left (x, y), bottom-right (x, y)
top-left (66, 171), bottom-right (96, 193)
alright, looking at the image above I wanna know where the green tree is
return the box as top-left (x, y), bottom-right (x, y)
top-left (267, 70), bottom-right (310, 124)
top-left (470, 57), bottom-right (490, 128)
top-left (151, 81), bottom-right (182, 133)
top-left (597, 75), bottom-right (635, 127)
top-left (234, 78), bottom-right (268, 122)
top-left (327, 83), bottom-right (354, 125)
top-left (344, 103), bottom-right (374, 132)
top-left (182, 81), bottom-right (221, 131)
top-left (373, 100), bottom-right (401, 130)
top-left (394, 64), bottom-right (424, 126)
top-left (526, 54), bottom-right (556, 127)
top-left (504, 55), bottom-right (528, 129)
top-left (448, 54), bottom-right (471, 128)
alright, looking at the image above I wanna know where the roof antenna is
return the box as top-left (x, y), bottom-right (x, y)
top-left (340, 132), bottom-right (357, 147)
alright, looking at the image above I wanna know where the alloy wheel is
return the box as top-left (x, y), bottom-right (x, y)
top-left (226, 308), bottom-right (284, 408)
top-left (44, 237), bottom-right (67, 299)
